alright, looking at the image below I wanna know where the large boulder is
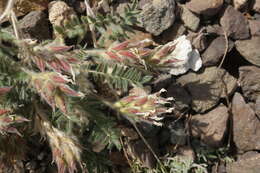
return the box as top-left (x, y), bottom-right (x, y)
top-left (220, 5), bottom-right (250, 40)
top-left (191, 104), bottom-right (229, 147)
top-left (235, 36), bottom-right (260, 66)
top-left (232, 93), bottom-right (260, 151)
top-left (177, 67), bottom-right (237, 113)
top-left (139, 0), bottom-right (176, 36)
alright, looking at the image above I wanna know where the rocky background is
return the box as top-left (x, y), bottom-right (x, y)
top-left (1, 0), bottom-right (260, 173)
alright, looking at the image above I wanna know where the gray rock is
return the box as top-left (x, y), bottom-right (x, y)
top-left (232, 93), bottom-right (260, 151)
top-left (191, 104), bottom-right (229, 147)
top-left (166, 83), bottom-right (191, 114)
top-left (185, 0), bottom-right (224, 17)
top-left (227, 152), bottom-right (260, 173)
top-left (180, 5), bottom-right (200, 31)
top-left (202, 36), bottom-right (234, 66)
top-left (249, 20), bottom-right (260, 36)
top-left (19, 11), bottom-right (51, 41)
top-left (236, 36), bottom-right (260, 66)
top-left (239, 66), bottom-right (260, 101)
top-left (139, 0), bottom-right (176, 36)
top-left (220, 6), bottom-right (250, 40)
top-left (177, 67), bottom-right (237, 113)
top-left (253, 0), bottom-right (260, 13)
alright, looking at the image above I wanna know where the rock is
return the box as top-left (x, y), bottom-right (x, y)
top-left (120, 127), bottom-right (139, 140)
top-left (180, 5), bottom-right (200, 31)
top-left (109, 151), bottom-right (128, 166)
top-left (227, 152), bottom-right (260, 173)
top-left (253, 0), bottom-right (260, 13)
top-left (166, 83), bottom-right (191, 114)
top-left (185, 0), bottom-right (224, 17)
top-left (177, 67), bottom-right (237, 113)
top-left (139, 0), bottom-right (176, 36)
top-left (255, 96), bottom-right (260, 116)
top-left (235, 36), bottom-right (260, 66)
top-left (152, 74), bottom-right (172, 92)
top-left (187, 32), bottom-right (209, 52)
top-left (220, 6), bottom-right (250, 40)
top-left (232, 93), bottom-right (260, 151)
top-left (127, 137), bottom-right (159, 168)
top-left (191, 104), bottom-right (229, 147)
top-left (168, 121), bottom-right (187, 145)
top-left (176, 146), bottom-right (195, 161)
top-left (206, 24), bottom-right (225, 36)
top-left (202, 36), bottom-right (234, 66)
top-left (233, 0), bottom-right (250, 10)
top-left (48, 1), bottom-right (76, 27)
top-left (73, 1), bottom-right (86, 14)
top-left (18, 11), bottom-right (51, 41)
top-left (249, 20), bottom-right (260, 36)
top-left (239, 66), bottom-right (260, 101)
top-left (158, 22), bottom-right (187, 44)
top-left (159, 35), bottom-right (202, 75)
top-left (0, 0), bottom-right (49, 23)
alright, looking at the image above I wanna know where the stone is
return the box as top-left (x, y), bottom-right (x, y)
top-left (249, 20), bottom-right (260, 36)
top-left (152, 74), bottom-right (172, 92)
top-left (176, 146), bottom-right (195, 161)
top-left (227, 152), bottom-right (260, 173)
top-left (18, 11), bottom-right (51, 41)
top-left (48, 1), bottom-right (76, 27)
top-left (233, 0), bottom-right (250, 10)
top-left (202, 36), bottom-right (234, 66)
top-left (139, 0), bottom-right (176, 36)
top-left (232, 93), bottom-right (260, 151)
top-left (191, 104), bottom-right (229, 147)
top-left (180, 5), bottom-right (200, 31)
top-left (206, 24), bottom-right (225, 36)
top-left (239, 66), bottom-right (260, 101)
top-left (168, 121), bottom-right (187, 145)
top-left (0, 0), bottom-right (49, 23)
top-left (166, 83), bottom-right (191, 114)
top-left (177, 67), bottom-right (237, 113)
top-left (158, 22), bottom-right (187, 44)
top-left (187, 32), bottom-right (209, 52)
top-left (185, 0), bottom-right (224, 17)
top-left (127, 137), bottom-right (159, 168)
top-left (235, 36), bottom-right (260, 66)
top-left (161, 35), bottom-right (202, 76)
top-left (253, 0), bottom-right (260, 13)
top-left (73, 1), bottom-right (86, 14)
top-left (220, 6), bottom-right (250, 40)
top-left (255, 96), bottom-right (260, 116)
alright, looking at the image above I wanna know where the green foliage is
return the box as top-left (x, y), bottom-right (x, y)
top-left (54, 0), bottom-right (140, 46)
top-left (84, 62), bottom-right (152, 92)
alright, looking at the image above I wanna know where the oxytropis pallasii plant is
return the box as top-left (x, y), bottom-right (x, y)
top-left (0, 0), bottom-right (205, 172)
